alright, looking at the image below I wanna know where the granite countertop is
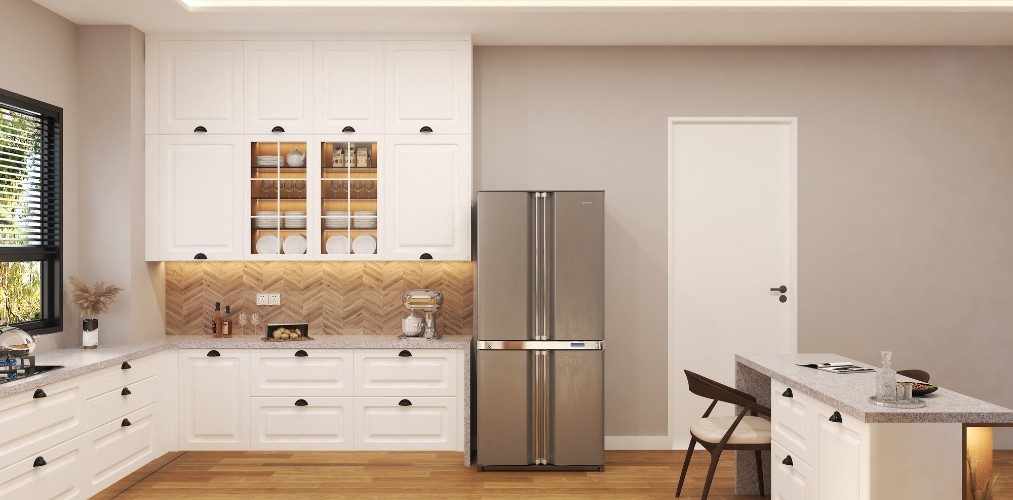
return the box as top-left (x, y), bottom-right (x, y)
top-left (736, 352), bottom-right (1013, 424)
top-left (0, 334), bottom-right (473, 399)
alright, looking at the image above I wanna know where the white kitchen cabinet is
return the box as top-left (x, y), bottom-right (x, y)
top-left (178, 349), bottom-right (251, 451)
top-left (150, 135), bottom-right (244, 260)
top-left (244, 41), bottom-right (313, 134)
top-left (251, 349), bottom-right (353, 397)
top-left (771, 441), bottom-right (815, 500)
top-left (353, 396), bottom-right (459, 451)
top-left (385, 41), bottom-right (471, 135)
top-left (155, 41), bottom-right (243, 134)
top-left (251, 397), bottom-right (354, 450)
top-left (315, 41), bottom-right (384, 134)
top-left (353, 349), bottom-right (459, 397)
top-left (815, 405), bottom-right (868, 500)
top-left (0, 434), bottom-right (85, 498)
top-left (84, 375), bottom-right (158, 431)
top-left (0, 376), bottom-right (84, 468)
top-left (385, 135), bottom-right (471, 260)
top-left (771, 379), bottom-right (816, 465)
top-left (81, 404), bottom-right (160, 494)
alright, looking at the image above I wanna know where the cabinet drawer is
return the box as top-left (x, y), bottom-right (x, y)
top-left (251, 349), bottom-right (353, 397)
top-left (0, 378), bottom-right (84, 466)
top-left (251, 397), bottom-right (353, 450)
top-left (353, 396), bottom-right (458, 451)
top-left (82, 404), bottom-right (159, 494)
top-left (772, 441), bottom-right (816, 500)
top-left (84, 375), bottom-right (159, 430)
top-left (353, 349), bottom-right (459, 396)
top-left (83, 353), bottom-right (161, 399)
top-left (771, 379), bottom-right (816, 465)
top-left (0, 433), bottom-right (84, 498)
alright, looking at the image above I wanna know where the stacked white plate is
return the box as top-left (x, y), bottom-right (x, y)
top-left (323, 211), bottom-right (350, 229)
top-left (253, 211), bottom-right (280, 229)
top-left (352, 234), bottom-right (377, 254)
top-left (256, 155), bottom-right (281, 167)
top-left (255, 234), bottom-right (280, 254)
top-left (284, 211), bottom-right (306, 228)
top-left (353, 210), bottom-right (377, 229)
top-left (282, 234), bottom-right (307, 254)
top-left (325, 234), bottom-right (350, 254)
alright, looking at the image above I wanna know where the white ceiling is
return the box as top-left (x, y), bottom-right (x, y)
top-left (31, 0), bottom-right (1013, 45)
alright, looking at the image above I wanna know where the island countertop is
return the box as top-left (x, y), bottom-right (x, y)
top-left (736, 352), bottom-right (1013, 424)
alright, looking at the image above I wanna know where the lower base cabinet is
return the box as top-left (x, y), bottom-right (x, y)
top-left (0, 435), bottom-right (85, 498)
top-left (82, 404), bottom-right (160, 493)
top-left (251, 397), bottom-right (353, 450)
top-left (353, 396), bottom-right (458, 451)
top-left (771, 442), bottom-right (815, 500)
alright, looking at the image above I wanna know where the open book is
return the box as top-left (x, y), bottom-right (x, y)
top-left (797, 362), bottom-right (874, 374)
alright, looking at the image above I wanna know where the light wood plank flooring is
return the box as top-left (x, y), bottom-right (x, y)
top-left (106, 450), bottom-right (1013, 499)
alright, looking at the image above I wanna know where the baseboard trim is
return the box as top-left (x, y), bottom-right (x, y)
top-left (604, 435), bottom-right (672, 450)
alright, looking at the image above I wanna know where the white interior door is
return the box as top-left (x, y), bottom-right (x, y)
top-left (668, 117), bottom-right (797, 447)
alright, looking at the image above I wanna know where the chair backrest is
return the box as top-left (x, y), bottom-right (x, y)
top-left (684, 370), bottom-right (769, 416)
top-left (897, 369), bottom-right (930, 383)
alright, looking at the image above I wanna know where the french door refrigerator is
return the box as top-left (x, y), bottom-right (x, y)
top-left (476, 191), bottom-right (604, 471)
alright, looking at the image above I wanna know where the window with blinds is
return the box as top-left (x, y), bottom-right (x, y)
top-left (0, 88), bottom-right (62, 333)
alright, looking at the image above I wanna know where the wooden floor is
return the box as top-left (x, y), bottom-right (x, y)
top-left (106, 450), bottom-right (1013, 499)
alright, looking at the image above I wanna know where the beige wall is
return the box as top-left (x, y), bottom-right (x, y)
top-left (0, 0), bottom-right (80, 350)
top-left (475, 46), bottom-right (1013, 446)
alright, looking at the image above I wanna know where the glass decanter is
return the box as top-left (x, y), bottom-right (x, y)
top-left (876, 351), bottom-right (897, 401)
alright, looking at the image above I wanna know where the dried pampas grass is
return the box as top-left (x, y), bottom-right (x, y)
top-left (69, 276), bottom-right (123, 317)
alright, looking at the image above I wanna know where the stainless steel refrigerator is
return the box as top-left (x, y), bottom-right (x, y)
top-left (476, 191), bottom-right (604, 471)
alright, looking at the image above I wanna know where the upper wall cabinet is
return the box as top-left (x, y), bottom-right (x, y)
top-left (244, 42), bottom-right (314, 134)
top-left (315, 41), bottom-right (384, 134)
top-left (385, 41), bottom-right (471, 135)
top-left (155, 41), bottom-right (244, 134)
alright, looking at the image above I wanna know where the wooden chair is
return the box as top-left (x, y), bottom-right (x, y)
top-left (897, 369), bottom-right (930, 383)
top-left (676, 370), bottom-right (771, 499)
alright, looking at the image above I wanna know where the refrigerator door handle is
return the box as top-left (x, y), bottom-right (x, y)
top-left (531, 350), bottom-right (542, 464)
top-left (541, 192), bottom-right (551, 341)
top-left (532, 192), bottom-right (541, 340)
top-left (541, 349), bottom-right (551, 465)
top-left (477, 340), bottom-right (603, 350)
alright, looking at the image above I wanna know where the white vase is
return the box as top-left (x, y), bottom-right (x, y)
top-left (83, 318), bottom-right (99, 349)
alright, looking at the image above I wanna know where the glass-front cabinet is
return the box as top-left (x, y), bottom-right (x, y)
top-left (319, 138), bottom-right (380, 257)
top-left (247, 137), bottom-right (312, 258)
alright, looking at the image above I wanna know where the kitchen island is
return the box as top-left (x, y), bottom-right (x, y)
top-left (735, 353), bottom-right (1013, 499)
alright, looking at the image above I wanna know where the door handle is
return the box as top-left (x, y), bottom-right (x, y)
top-left (398, 399), bottom-right (412, 406)
top-left (294, 350), bottom-right (308, 357)
top-left (122, 387), bottom-right (132, 396)
top-left (829, 411), bottom-right (843, 423)
top-left (207, 350), bottom-right (220, 357)
top-left (33, 389), bottom-right (46, 399)
top-left (770, 285), bottom-right (787, 293)
top-left (398, 350), bottom-right (412, 357)
top-left (782, 455), bottom-right (793, 466)
top-left (782, 388), bottom-right (793, 398)
top-left (295, 399), bottom-right (309, 406)
top-left (33, 457), bottom-right (46, 467)
top-left (121, 418), bottom-right (132, 427)
top-left (121, 361), bottom-right (131, 370)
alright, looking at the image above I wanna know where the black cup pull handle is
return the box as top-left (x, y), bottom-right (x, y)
top-left (207, 350), bottom-right (220, 357)
top-left (419, 126), bottom-right (433, 133)
top-left (420, 253), bottom-right (433, 260)
top-left (398, 399), bottom-right (412, 406)
top-left (782, 388), bottom-right (793, 398)
top-left (398, 350), bottom-right (412, 357)
top-left (341, 126), bottom-right (355, 133)
top-left (121, 418), bottom-right (132, 427)
top-left (770, 285), bottom-right (788, 293)
top-left (271, 126), bottom-right (285, 133)
top-left (194, 253), bottom-right (208, 260)
top-left (295, 399), bottom-right (309, 406)
top-left (121, 361), bottom-right (131, 370)
top-left (33, 457), bottom-right (46, 467)
top-left (33, 389), bottom-right (46, 399)
top-left (122, 387), bottom-right (132, 396)
top-left (782, 455), bottom-right (793, 466)
top-left (829, 411), bottom-right (843, 423)
top-left (194, 125), bottom-right (207, 133)
top-left (295, 350), bottom-right (308, 357)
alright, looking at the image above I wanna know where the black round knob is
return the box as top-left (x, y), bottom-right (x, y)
top-left (33, 457), bottom-right (46, 467)
top-left (33, 389), bottom-right (46, 399)
top-left (121, 418), bottom-right (132, 427)
top-left (419, 126), bottom-right (433, 133)
top-left (207, 350), bottom-right (221, 357)
top-left (770, 285), bottom-right (788, 293)
top-left (194, 253), bottom-right (208, 260)
top-left (121, 361), bottom-right (131, 370)
top-left (295, 350), bottom-right (308, 357)
top-left (779, 295), bottom-right (788, 303)
top-left (193, 125), bottom-right (208, 133)
top-left (398, 350), bottom-right (412, 357)
top-left (295, 399), bottom-right (309, 406)
top-left (829, 411), bottom-right (843, 423)
top-left (782, 388), bottom-right (793, 398)
top-left (271, 126), bottom-right (285, 133)
top-left (122, 387), bottom-right (132, 396)
top-left (398, 399), bottom-right (412, 406)
top-left (782, 455), bottom-right (793, 466)
top-left (341, 126), bottom-right (355, 133)
top-left (420, 253), bottom-right (433, 260)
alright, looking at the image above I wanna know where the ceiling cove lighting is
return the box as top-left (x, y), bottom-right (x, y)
top-left (175, 0), bottom-right (1013, 10)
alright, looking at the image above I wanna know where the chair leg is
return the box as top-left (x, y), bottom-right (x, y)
top-left (675, 436), bottom-right (697, 497)
top-left (700, 448), bottom-right (723, 500)
top-left (754, 449), bottom-right (765, 496)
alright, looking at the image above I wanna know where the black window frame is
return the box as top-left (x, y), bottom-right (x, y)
top-left (0, 88), bottom-right (63, 335)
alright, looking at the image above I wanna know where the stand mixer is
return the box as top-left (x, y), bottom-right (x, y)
top-left (402, 290), bottom-right (444, 339)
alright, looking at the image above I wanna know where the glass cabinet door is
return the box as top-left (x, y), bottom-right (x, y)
top-left (250, 140), bottom-right (309, 256)
top-left (319, 140), bottom-right (379, 256)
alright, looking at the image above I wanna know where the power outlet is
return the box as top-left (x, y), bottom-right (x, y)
top-left (268, 292), bottom-right (281, 306)
top-left (255, 293), bottom-right (269, 306)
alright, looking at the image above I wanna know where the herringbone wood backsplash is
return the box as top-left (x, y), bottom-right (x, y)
top-left (165, 262), bottom-right (474, 336)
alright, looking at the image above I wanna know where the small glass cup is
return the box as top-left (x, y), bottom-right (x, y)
top-left (250, 313), bottom-right (262, 338)
top-left (897, 382), bottom-right (914, 402)
top-left (237, 312), bottom-right (248, 336)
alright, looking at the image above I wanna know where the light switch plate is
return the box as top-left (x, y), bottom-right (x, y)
top-left (268, 292), bottom-right (281, 306)
top-left (255, 293), bottom-right (269, 306)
